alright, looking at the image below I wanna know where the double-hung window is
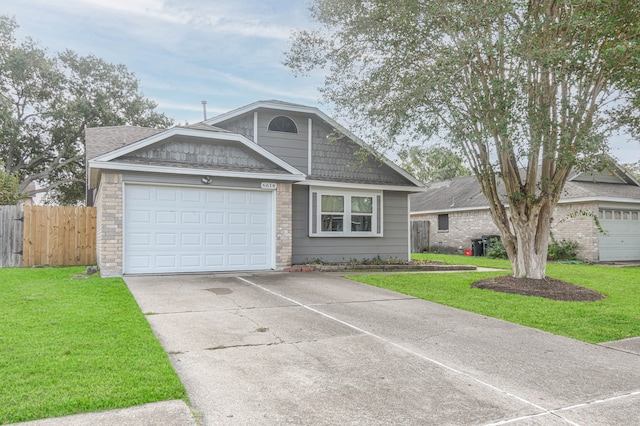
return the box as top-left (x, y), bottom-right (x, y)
top-left (310, 188), bottom-right (382, 237)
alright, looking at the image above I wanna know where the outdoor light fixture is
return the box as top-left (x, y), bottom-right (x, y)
top-left (201, 176), bottom-right (212, 184)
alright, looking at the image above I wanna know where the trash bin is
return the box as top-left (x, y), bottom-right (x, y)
top-left (471, 238), bottom-right (483, 256)
top-left (482, 235), bottom-right (501, 256)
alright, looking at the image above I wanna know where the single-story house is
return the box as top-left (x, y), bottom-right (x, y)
top-left (410, 164), bottom-right (640, 262)
top-left (87, 100), bottom-right (423, 276)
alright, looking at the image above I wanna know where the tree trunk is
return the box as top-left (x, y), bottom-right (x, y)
top-left (510, 223), bottom-right (549, 279)
top-left (507, 203), bottom-right (553, 280)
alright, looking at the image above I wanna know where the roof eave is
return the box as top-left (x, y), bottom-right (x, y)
top-left (88, 161), bottom-right (306, 182)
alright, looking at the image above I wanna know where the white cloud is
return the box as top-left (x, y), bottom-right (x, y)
top-left (207, 70), bottom-right (319, 101)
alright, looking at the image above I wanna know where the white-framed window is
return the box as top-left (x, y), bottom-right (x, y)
top-left (309, 188), bottom-right (383, 237)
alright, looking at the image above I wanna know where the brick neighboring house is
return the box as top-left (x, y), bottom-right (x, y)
top-left (86, 100), bottom-right (423, 277)
top-left (410, 164), bottom-right (640, 262)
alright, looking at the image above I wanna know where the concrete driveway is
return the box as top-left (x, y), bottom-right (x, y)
top-left (124, 272), bottom-right (640, 425)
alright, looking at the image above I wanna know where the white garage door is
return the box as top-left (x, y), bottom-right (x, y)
top-left (599, 209), bottom-right (640, 261)
top-left (124, 184), bottom-right (273, 274)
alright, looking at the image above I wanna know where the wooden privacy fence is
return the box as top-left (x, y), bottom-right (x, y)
top-left (0, 205), bottom-right (24, 267)
top-left (410, 220), bottom-right (430, 253)
top-left (22, 206), bottom-right (97, 267)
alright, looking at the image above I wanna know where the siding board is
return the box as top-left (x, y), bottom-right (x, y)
top-left (292, 186), bottom-right (409, 263)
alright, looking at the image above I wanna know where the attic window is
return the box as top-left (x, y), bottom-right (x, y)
top-left (268, 116), bottom-right (297, 133)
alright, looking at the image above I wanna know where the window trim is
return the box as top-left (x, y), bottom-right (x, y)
top-left (309, 188), bottom-right (383, 237)
top-left (267, 115), bottom-right (298, 133)
top-left (437, 213), bottom-right (449, 232)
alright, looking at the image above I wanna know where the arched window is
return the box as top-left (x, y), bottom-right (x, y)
top-left (268, 116), bottom-right (298, 133)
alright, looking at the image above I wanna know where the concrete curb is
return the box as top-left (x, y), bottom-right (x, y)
top-left (11, 400), bottom-right (197, 426)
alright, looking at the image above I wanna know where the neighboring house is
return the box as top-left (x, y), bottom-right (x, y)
top-left (86, 100), bottom-right (423, 276)
top-left (410, 164), bottom-right (640, 262)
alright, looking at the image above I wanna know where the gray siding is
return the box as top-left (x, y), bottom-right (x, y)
top-left (291, 186), bottom-right (409, 263)
top-left (572, 170), bottom-right (625, 184)
top-left (215, 109), bottom-right (309, 174)
top-left (218, 115), bottom-right (254, 140)
top-left (257, 111), bottom-right (309, 174)
top-left (122, 135), bottom-right (282, 172)
top-left (311, 121), bottom-right (410, 185)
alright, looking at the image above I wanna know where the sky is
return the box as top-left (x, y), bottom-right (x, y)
top-left (3, 0), bottom-right (639, 163)
top-left (4, 0), bottom-right (324, 123)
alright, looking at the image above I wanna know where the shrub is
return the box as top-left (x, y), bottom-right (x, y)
top-left (486, 238), bottom-right (508, 259)
top-left (547, 238), bottom-right (579, 261)
top-left (485, 237), bottom-right (579, 261)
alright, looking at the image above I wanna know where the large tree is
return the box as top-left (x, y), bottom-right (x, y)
top-left (286, 0), bottom-right (640, 279)
top-left (399, 145), bottom-right (471, 183)
top-left (0, 16), bottom-right (173, 205)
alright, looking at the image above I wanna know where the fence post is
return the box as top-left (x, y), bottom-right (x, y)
top-left (0, 205), bottom-right (24, 267)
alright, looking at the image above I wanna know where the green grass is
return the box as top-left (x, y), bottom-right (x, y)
top-left (349, 254), bottom-right (640, 344)
top-left (0, 267), bottom-right (187, 424)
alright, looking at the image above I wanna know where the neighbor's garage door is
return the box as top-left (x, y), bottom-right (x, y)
top-left (599, 209), bottom-right (640, 261)
top-left (124, 184), bottom-right (273, 274)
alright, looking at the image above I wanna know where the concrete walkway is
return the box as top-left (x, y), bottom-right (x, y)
top-left (118, 272), bottom-right (640, 425)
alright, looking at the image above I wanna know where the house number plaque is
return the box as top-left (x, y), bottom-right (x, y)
top-left (261, 182), bottom-right (277, 190)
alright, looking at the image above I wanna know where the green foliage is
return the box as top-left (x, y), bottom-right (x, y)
top-left (0, 167), bottom-right (21, 205)
top-left (398, 145), bottom-right (471, 183)
top-left (350, 259), bottom-right (640, 343)
top-left (287, 0), bottom-right (640, 279)
top-left (483, 237), bottom-right (579, 261)
top-left (0, 267), bottom-right (186, 424)
top-left (0, 16), bottom-right (173, 205)
top-left (486, 238), bottom-right (508, 259)
top-left (547, 238), bottom-right (580, 261)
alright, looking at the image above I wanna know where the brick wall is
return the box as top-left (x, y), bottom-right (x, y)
top-left (549, 202), bottom-right (600, 261)
top-left (413, 209), bottom-right (499, 253)
top-left (412, 202), bottom-right (601, 261)
top-left (95, 173), bottom-right (123, 277)
top-left (275, 182), bottom-right (293, 268)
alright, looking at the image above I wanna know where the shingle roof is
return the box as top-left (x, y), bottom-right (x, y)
top-left (85, 126), bottom-right (164, 160)
top-left (180, 122), bottom-right (230, 133)
top-left (411, 173), bottom-right (640, 213)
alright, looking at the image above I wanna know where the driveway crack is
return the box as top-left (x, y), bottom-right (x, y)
top-left (206, 339), bottom-right (320, 351)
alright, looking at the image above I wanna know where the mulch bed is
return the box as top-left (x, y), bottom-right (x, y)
top-left (471, 275), bottom-right (605, 301)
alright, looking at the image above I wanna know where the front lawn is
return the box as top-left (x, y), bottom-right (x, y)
top-left (349, 254), bottom-right (640, 344)
top-left (0, 267), bottom-right (187, 424)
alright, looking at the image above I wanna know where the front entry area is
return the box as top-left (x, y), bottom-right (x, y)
top-left (124, 184), bottom-right (273, 274)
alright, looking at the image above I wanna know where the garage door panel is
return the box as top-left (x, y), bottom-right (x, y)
top-left (205, 234), bottom-right (224, 246)
top-left (229, 213), bottom-right (247, 224)
top-left (205, 212), bottom-right (224, 224)
top-left (229, 192), bottom-right (248, 204)
top-left (125, 184), bottom-right (273, 274)
top-left (129, 210), bottom-right (151, 224)
top-left (599, 209), bottom-right (640, 261)
top-left (157, 188), bottom-right (177, 201)
top-left (156, 234), bottom-right (176, 246)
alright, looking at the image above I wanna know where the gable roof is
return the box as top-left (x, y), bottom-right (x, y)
top-left (85, 126), bottom-right (164, 160)
top-left (205, 100), bottom-right (424, 189)
top-left (411, 167), bottom-right (640, 214)
top-left (86, 124), bottom-right (306, 187)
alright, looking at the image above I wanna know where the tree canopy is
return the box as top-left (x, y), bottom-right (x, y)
top-left (0, 16), bottom-right (173, 205)
top-left (0, 166), bottom-right (20, 205)
top-left (398, 146), bottom-right (471, 183)
top-left (287, 0), bottom-right (640, 279)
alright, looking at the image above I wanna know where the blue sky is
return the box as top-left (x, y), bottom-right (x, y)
top-left (4, 0), bottom-right (639, 163)
top-left (4, 0), bottom-right (323, 123)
